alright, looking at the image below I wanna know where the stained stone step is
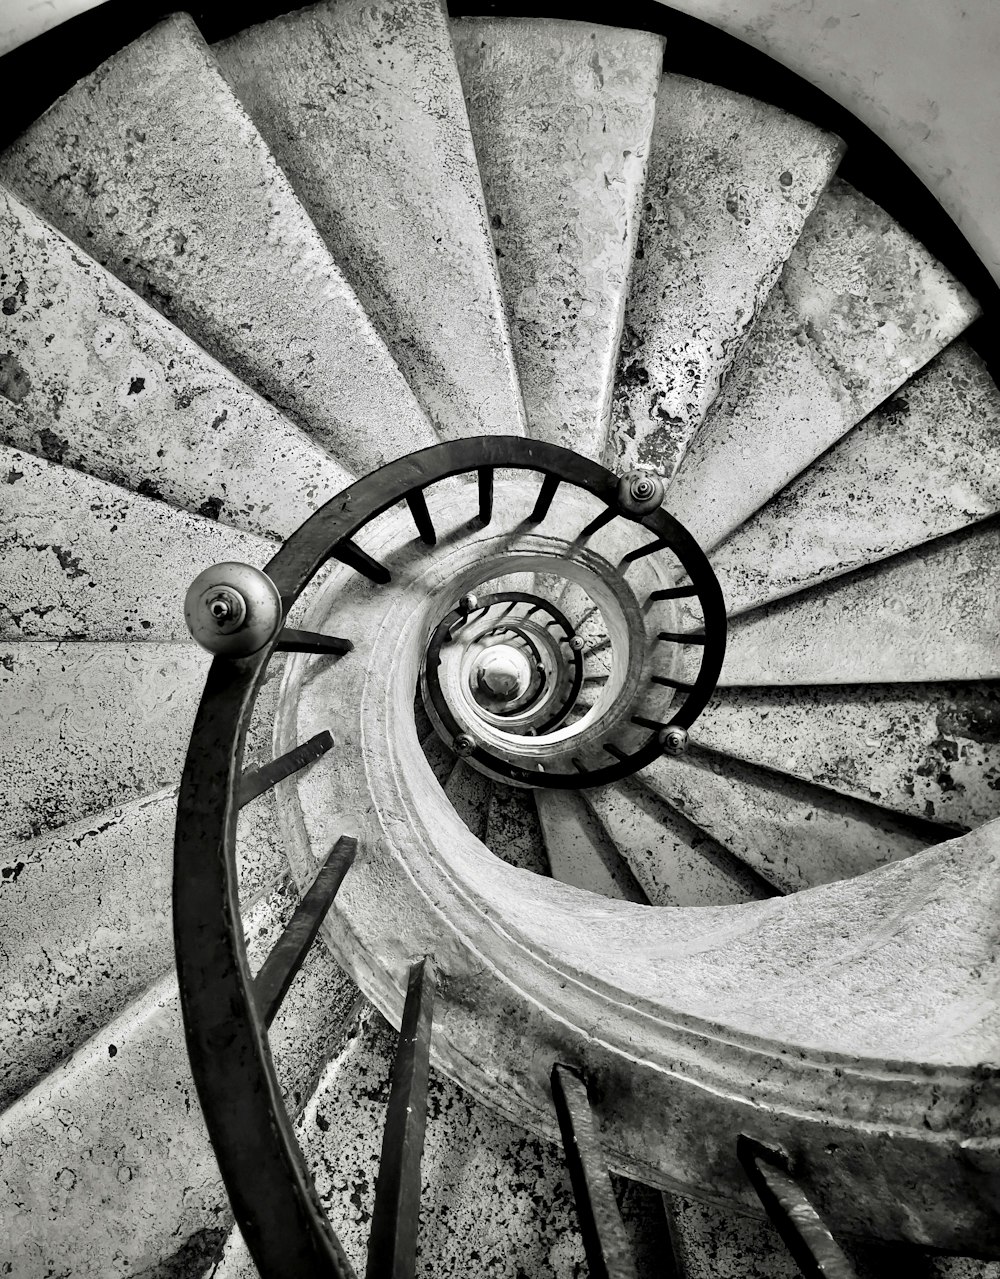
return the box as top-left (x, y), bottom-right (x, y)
top-left (534, 788), bottom-right (647, 900)
top-left (702, 518), bottom-right (1000, 687)
top-left (216, 0), bottom-right (524, 443)
top-left (484, 782), bottom-right (550, 875)
top-left (452, 17), bottom-right (663, 458)
top-left (705, 343), bottom-right (1000, 616)
top-left (640, 750), bottom-right (932, 896)
top-left (0, 880), bottom-right (358, 1279)
top-left (0, 641), bottom-right (206, 845)
top-left (668, 179), bottom-right (979, 552)
top-left (605, 74), bottom-right (842, 477)
top-left (663, 1192), bottom-right (801, 1279)
top-left (0, 445), bottom-right (273, 641)
top-left (0, 785), bottom-right (287, 1110)
top-left (211, 1004), bottom-right (588, 1278)
top-left (0, 185), bottom-right (351, 540)
top-left (443, 757), bottom-right (491, 840)
top-left (582, 777), bottom-right (773, 905)
top-left (420, 729), bottom-right (457, 787)
top-left (0, 13), bottom-right (436, 475)
top-left (694, 683), bottom-right (1000, 832)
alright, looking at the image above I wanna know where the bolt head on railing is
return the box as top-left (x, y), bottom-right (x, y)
top-left (658, 725), bottom-right (688, 756)
top-left (454, 733), bottom-right (476, 757)
top-left (617, 469), bottom-right (665, 516)
top-left (459, 593), bottom-right (479, 616)
top-left (184, 561), bottom-right (283, 657)
top-left (568, 635), bottom-right (585, 652)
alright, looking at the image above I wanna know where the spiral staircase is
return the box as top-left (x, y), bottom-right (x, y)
top-left (2, 3), bottom-right (999, 1276)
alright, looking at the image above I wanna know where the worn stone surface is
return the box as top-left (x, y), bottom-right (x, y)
top-left (583, 776), bottom-right (771, 905)
top-left (0, 445), bottom-right (273, 640)
top-left (0, 884), bottom-right (358, 1279)
top-left (0, 185), bottom-right (351, 540)
top-left (668, 179), bottom-right (979, 551)
top-left (0, 13), bottom-right (436, 474)
top-left (706, 342), bottom-right (1000, 614)
top-left (0, 641), bottom-right (207, 845)
top-left (535, 787), bottom-right (646, 901)
top-left (710, 518), bottom-right (1000, 686)
top-left (695, 682), bottom-right (1000, 832)
top-left (213, 1005), bottom-right (588, 1278)
top-left (217, 0), bottom-right (524, 443)
top-left (641, 749), bottom-right (932, 895)
top-left (453, 16), bottom-right (663, 458)
top-left (606, 74), bottom-right (842, 476)
top-left (485, 782), bottom-right (550, 876)
top-left (443, 758), bottom-right (491, 841)
top-left (663, 1192), bottom-right (801, 1278)
top-left (0, 787), bottom-right (287, 1109)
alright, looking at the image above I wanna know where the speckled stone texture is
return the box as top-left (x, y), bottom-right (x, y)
top-left (0, 883), bottom-right (358, 1279)
top-left (0, 445), bottom-right (273, 640)
top-left (0, 186), bottom-right (351, 540)
top-left (709, 518), bottom-right (1000, 686)
top-left (535, 788), bottom-right (646, 900)
top-left (695, 683), bottom-right (1000, 832)
top-left (0, 641), bottom-right (206, 844)
top-left (0, 13), bottom-right (436, 474)
top-left (705, 342), bottom-right (1000, 613)
top-left (606, 74), bottom-right (842, 476)
top-left (582, 776), bottom-right (770, 905)
top-left (216, 0), bottom-right (525, 443)
top-left (668, 179), bottom-right (979, 551)
top-left (452, 17), bottom-right (663, 458)
top-left (641, 749), bottom-right (931, 894)
top-left (485, 781), bottom-right (550, 876)
top-left (212, 1005), bottom-right (589, 1278)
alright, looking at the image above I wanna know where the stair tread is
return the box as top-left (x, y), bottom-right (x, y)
top-left (583, 777), bottom-right (771, 906)
top-left (606, 73), bottom-right (843, 476)
top-left (641, 750), bottom-right (931, 896)
top-left (0, 882), bottom-right (356, 1278)
top-left (668, 178), bottom-right (980, 551)
top-left (706, 342), bottom-right (1000, 615)
top-left (216, 0), bottom-right (525, 443)
top-left (443, 757), bottom-right (491, 841)
top-left (0, 785), bottom-right (288, 1110)
top-left (663, 1191), bottom-right (801, 1279)
top-left (0, 184), bottom-right (352, 540)
top-left (695, 682), bottom-right (1000, 832)
top-left (452, 16), bottom-right (663, 458)
top-left (0, 444), bottom-right (273, 641)
top-left (0, 13), bottom-right (436, 475)
top-left (484, 782), bottom-right (550, 876)
top-left (535, 787), bottom-right (647, 901)
top-left (704, 518), bottom-right (1000, 686)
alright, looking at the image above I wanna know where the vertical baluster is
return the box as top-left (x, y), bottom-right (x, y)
top-left (551, 1064), bottom-right (639, 1279)
top-left (366, 958), bottom-right (437, 1279)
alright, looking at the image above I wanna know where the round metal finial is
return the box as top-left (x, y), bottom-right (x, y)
top-left (184, 561), bottom-right (283, 657)
top-left (617, 469), bottom-right (665, 516)
top-left (454, 733), bottom-right (476, 756)
top-left (658, 725), bottom-right (689, 756)
top-left (568, 634), bottom-right (585, 652)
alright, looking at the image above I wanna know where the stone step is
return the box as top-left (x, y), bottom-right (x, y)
top-left (485, 782), bottom-right (550, 876)
top-left (605, 74), bottom-right (842, 477)
top-left (0, 784), bottom-right (287, 1111)
top-left (535, 787), bottom-right (647, 900)
top-left (0, 13), bottom-right (436, 475)
top-left (420, 728), bottom-right (457, 787)
top-left (0, 444), bottom-right (273, 641)
top-left (0, 184), bottom-right (351, 540)
top-left (663, 1192), bottom-right (801, 1279)
top-left (216, 0), bottom-right (524, 444)
top-left (640, 749), bottom-right (932, 896)
top-left (452, 16), bottom-right (664, 459)
top-left (702, 518), bottom-right (1000, 686)
top-left (582, 776), bottom-right (773, 905)
top-left (696, 682), bottom-right (1000, 832)
top-left (667, 179), bottom-right (979, 552)
top-left (0, 877), bottom-right (358, 1279)
top-left (210, 1004), bottom-right (589, 1278)
top-left (705, 343), bottom-right (1000, 615)
top-left (443, 757), bottom-right (491, 840)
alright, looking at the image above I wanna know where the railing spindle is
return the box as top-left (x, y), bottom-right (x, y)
top-left (238, 730), bottom-right (334, 808)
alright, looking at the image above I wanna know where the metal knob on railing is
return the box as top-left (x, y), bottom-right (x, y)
top-left (184, 561), bottom-right (283, 657)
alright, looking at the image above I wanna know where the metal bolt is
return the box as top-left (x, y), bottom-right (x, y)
top-left (459, 592), bottom-right (478, 616)
top-left (617, 469), bottom-right (665, 516)
top-left (658, 726), bottom-right (688, 756)
top-left (454, 734), bottom-right (476, 756)
top-left (184, 562), bottom-right (282, 657)
top-left (568, 635), bottom-right (585, 652)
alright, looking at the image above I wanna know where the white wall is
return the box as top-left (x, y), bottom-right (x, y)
top-left (3, 0), bottom-right (998, 287)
